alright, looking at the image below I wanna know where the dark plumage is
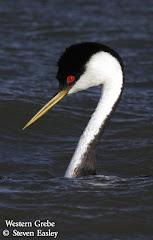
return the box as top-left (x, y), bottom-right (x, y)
top-left (56, 42), bottom-right (124, 90)
top-left (23, 42), bottom-right (124, 178)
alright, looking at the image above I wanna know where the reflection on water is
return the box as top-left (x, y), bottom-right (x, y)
top-left (0, 0), bottom-right (153, 239)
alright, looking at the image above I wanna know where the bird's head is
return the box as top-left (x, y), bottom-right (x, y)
top-left (23, 42), bottom-right (123, 130)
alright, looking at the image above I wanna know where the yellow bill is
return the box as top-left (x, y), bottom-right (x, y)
top-left (22, 86), bottom-right (72, 130)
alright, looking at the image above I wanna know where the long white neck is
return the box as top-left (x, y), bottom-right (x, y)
top-left (64, 51), bottom-right (123, 178)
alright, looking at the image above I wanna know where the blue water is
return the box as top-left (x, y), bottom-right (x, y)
top-left (0, 0), bottom-right (153, 239)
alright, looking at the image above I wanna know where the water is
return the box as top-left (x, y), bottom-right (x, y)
top-left (0, 0), bottom-right (153, 239)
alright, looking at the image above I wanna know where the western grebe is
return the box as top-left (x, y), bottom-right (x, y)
top-left (23, 42), bottom-right (124, 178)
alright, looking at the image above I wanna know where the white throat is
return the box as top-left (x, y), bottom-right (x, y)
top-left (65, 51), bottom-right (123, 178)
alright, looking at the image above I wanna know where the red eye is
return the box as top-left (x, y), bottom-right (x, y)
top-left (67, 75), bottom-right (75, 83)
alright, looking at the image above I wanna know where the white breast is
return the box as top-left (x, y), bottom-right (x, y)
top-left (65, 51), bottom-right (123, 178)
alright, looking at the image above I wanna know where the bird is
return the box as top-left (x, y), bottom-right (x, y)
top-left (23, 42), bottom-right (124, 178)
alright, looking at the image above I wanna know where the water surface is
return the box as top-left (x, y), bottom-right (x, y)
top-left (0, 0), bottom-right (153, 239)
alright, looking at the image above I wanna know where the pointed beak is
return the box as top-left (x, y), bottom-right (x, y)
top-left (22, 86), bottom-right (72, 130)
